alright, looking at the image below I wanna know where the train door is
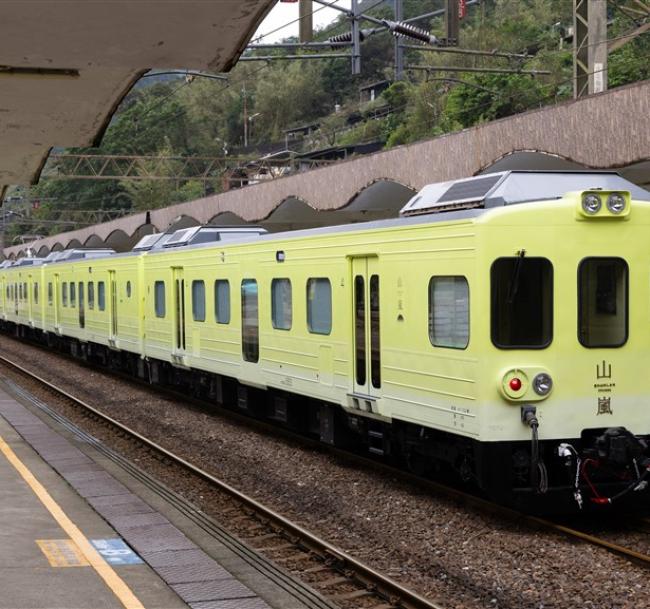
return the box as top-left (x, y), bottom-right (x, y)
top-left (78, 281), bottom-right (85, 329)
top-left (109, 270), bottom-right (118, 339)
top-left (173, 267), bottom-right (186, 354)
top-left (351, 257), bottom-right (381, 397)
top-left (54, 274), bottom-right (60, 330)
top-left (27, 274), bottom-right (33, 324)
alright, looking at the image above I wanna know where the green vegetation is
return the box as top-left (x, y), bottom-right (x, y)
top-left (8, 0), bottom-right (649, 243)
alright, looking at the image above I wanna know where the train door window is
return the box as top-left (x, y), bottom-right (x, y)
top-left (70, 282), bottom-right (76, 308)
top-left (24, 283), bottom-right (27, 300)
top-left (98, 281), bottom-right (106, 311)
top-left (33, 282), bottom-right (38, 305)
top-left (18, 283), bottom-right (22, 300)
top-left (48, 282), bottom-right (53, 305)
top-left (126, 281), bottom-right (132, 298)
top-left (491, 257), bottom-right (552, 349)
top-left (578, 258), bottom-right (628, 347)
top-left (214, 280), bottom-right (230, 324)
top-left (192, 280), bottom-right (206, 322)
top-left (88, 282), bottom-right (95, 310)
top-left (429, 276), bottom-right (469, 349)
top-left (241, 279), bottom-right (259, 362)
top-left (154, 281), bottom-right (166, 318)
top-left (271, 278), bottom-right (292, 330)
top-left (78, 282), bottom-right (85, 328)
top-left (370, 274), bottom-right (381, 388)
top-left (307, 278), bottom-right (332, 335)
top-left (354, 276), bottom-right (366, 385)
top-left (62, 282), bottom-right (68, 307)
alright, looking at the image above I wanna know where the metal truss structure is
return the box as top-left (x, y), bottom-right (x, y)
top-left (41, 153), bottom-right (336, 189)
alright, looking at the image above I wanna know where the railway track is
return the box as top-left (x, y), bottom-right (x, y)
top-left (0, 353), bottom-right (446, 609)
top-left (1, 340), bottom-right (649, 592)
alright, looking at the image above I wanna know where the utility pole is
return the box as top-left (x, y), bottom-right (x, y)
top-left (446, 0), bottom-right (460, 46)
top-left (242, 83), bottom-right (249, 147)
top-left (299, 0), bottom-right (313, 43)
top-left (394, 0), bottom-right (404, 80)
top-left (351, 0), bottom-right (361, 75)
top-left (573, 0), bottom-right (607, 98)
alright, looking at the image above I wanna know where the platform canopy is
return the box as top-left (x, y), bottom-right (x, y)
top-left (0, 0), bottom-right (277, 198)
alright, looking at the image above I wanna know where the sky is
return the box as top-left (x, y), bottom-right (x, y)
top-left (253, 1), bottom-right (353, 43)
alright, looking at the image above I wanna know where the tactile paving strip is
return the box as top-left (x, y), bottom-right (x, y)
top-left (0, 394), bottom-right (273, 609)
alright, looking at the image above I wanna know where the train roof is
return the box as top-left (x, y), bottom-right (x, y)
top-left (132, 225), bottom-right (268, 251)
top-left (401, 170), bottom-right (650, 216)
top-left (4, 171), bottom-right (648, 266)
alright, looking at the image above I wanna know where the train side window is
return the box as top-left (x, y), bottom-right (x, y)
top-left (88, 282), bottom-right (95, 310)
top-left (429, 276), bottom-right (469, 349)
top-left (98, 282), bottom-right (106, 311)
top-left (307, 278), bottom-right (332, 335)
top-left (214, 280), bottom-right (230, 324)
top-left (48, 283), bottom-right (53, 305)
top-left (491, 257), bottom-right (553, 349)
top-left (192, 280), bottom-right (206, 322)
top-left (62, 282), bottom-right (68, 307)
top-left (241, 279), bottom-right (259, 362)
top-left (271, 278), bottom-right (292, 330)
top-left (70, 282), bottom-right (76, 308)
top-left (154, 281), bottom-right (165, 318)
top-left (578, 258), bottom-right (628, 348)
top-left (126, 281), bottom-right (132, 298)
top-left (24, 283), bottom-right (27, 300)
top-left (34, 282), bottom-right (38, 304)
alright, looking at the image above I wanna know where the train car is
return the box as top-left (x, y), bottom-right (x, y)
top-left (3, 170), bottom-right (650, 514)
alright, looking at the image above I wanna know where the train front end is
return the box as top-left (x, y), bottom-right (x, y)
top-left (477, 177), bottom-right (650, 513)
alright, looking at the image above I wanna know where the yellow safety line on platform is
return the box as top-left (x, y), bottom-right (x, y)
top-left (0, 433), bottom-right (146, 609)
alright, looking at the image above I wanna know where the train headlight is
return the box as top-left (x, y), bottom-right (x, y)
top-left (581, 193), bottom-right (602, 215)
top-left (606, 193), bottom-right (626, 214)
top-left (532, 373), bottom-right (553, 396)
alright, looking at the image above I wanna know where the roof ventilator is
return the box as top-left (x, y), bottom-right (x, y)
top-left (400, 170), bottom-right (650, 216)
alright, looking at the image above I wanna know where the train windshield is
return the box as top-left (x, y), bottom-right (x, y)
top-left (491, 257), bottom-right (553, 349)
top-left (578, 258), bottom-right (628, 348)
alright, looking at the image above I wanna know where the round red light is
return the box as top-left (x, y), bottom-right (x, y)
top-left (509, 378), bottom-right (522, 392)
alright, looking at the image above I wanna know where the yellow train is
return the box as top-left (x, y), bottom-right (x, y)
top-left (2, 170), bottom-right (650, 513)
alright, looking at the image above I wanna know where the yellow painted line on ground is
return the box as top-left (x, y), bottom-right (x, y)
top-left (36, 538), bottom-right (90, 567)
top-left (0, 433), bottom-right (145, 609)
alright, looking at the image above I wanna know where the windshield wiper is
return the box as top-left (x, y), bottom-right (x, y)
top-left (506, 249), bottom-right (526, 305)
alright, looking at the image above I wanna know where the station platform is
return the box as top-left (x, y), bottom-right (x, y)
top-left (0, 383), bottom-right (331, 609)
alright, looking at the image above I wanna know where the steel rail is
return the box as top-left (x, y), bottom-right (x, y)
top-left (0, 353), bottom-right (446, 609)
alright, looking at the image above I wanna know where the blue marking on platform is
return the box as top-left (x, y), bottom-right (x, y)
top-left (91, 539), bottom-right (143, 565)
